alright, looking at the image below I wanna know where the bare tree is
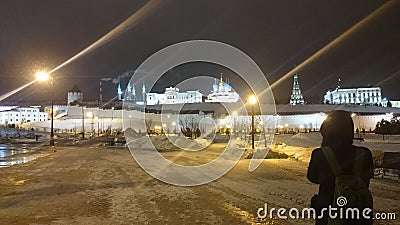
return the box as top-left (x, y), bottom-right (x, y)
top-left (260, 115), bottom-right (275, 147)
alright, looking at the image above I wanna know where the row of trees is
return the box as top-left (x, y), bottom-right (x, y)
top-left (375, 119), bottom-right (400, 135)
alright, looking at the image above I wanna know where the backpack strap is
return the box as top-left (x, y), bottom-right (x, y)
top-left (352, 147), bottom-right (365, 176)
top-left (322, 146), bottom-right (365, 177)
top-left (321, 146), bottom-right (341, 176)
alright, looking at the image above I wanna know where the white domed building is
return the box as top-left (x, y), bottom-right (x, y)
top-left (205, 76), bottom-right (239, 103)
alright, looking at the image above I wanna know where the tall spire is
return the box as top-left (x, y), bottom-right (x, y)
top-left (289, 73), bottom-right (305, 105)
top-left (132, 83), bottom-right (136, 95)
top-left (117, 82), bottom-right (122, 101)
top-left (337, 78), bottom-right (342, 89)
top-left (142, 83), bottom-right (146, 93)
top-left (127, 82), bottom-right (132, 92)
top-left (125, 82), bottom-right (132, 101)
top-left (142, 82), bottom-right (146, 104)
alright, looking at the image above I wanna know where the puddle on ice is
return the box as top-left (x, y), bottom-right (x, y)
top-left (0, 144), bottom-right (38, 168)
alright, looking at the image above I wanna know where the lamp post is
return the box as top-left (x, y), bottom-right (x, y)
top-left (248, 95), bottom-right (257, 149)
top-left (36, 71), bottom-right (54, 146)
top-left (81, 105), bottom-right (85, 139)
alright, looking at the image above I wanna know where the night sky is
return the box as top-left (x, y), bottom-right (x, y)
top-left (0, 0), bottom-right (399, 105)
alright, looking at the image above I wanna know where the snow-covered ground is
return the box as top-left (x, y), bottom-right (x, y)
top-left (273, 132), bottom-right (399, 152)
top-left (270, 132), bottom-right (400, 163)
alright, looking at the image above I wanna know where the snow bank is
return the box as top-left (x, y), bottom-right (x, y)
top-left (127, 136), bottom-right (214, 151)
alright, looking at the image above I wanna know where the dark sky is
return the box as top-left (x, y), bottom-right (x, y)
top-left (0, 0), bottom-right (399, 105)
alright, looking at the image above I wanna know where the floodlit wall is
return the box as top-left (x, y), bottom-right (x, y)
top-left (19, 105), bottom-right (396, 134)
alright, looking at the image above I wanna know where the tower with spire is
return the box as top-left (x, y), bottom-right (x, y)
top-left (289, 73), bottom-right (305, 105)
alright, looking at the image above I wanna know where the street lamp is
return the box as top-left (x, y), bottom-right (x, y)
top-left (36, 71), bottom-right (49, 81)
top-left (248, 94), bottom-right (257, 149)
top-left (36, 71), bottom-right (54, 146)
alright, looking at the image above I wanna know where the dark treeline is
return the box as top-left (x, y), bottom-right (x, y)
top-left (375, 119), bottom-right (400, 135)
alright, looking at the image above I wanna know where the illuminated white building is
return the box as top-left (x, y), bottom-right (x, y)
top-left (146, 87), bottom-right (202, 105)
top-left (0, 107), bottom-right (48, 125)
top-left (117, 74), bottom-right (239, 105)
top-left (205, 76), bottom-right (239, 103)
top-left (324, 87), bottom-right (382, 105)
top-left (391, 101), bottom-right (400, 108)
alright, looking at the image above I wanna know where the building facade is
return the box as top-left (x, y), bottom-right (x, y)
top-left (117, 74), bottom-right (239, 105)
top-left (388, 100), bottom-right (400, 108)
top-left (0, 107), bottom-right (48, 125)
top-left (146, 87), bottom-right (202, 105)
top-left (324, 87), bottom-right (382, 105)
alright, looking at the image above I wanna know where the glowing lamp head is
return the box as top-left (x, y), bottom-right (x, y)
top-left (248, 95), bottom-right (257, 105)
top-left (35, 71), bottom-right (49, 81)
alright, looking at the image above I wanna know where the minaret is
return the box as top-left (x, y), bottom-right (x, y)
top-left (142, 83), bottom-right (146, 104)
top-left (289, 73), bottom-right (305, 105)
top-left (126, 82), bottom-right (132, 101)
top-left (117, 82), bottom-right (123, 101)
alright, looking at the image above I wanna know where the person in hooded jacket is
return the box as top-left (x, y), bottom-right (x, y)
top-left (307, 110), bottom-right (374, 225)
